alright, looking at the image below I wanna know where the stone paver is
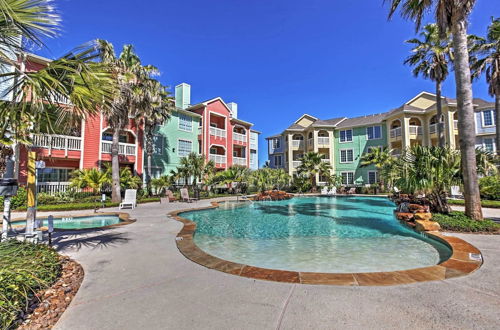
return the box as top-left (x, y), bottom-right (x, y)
top-left (11, 200), bottom-right (500, 329)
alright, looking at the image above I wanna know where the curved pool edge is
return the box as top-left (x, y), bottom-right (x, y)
top-left (11, 212), bottom-right (135, 232)
top-left (169, 201), bottom-right (483, 286)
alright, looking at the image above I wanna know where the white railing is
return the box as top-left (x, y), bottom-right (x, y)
top-left (454, 120), bottom-right (458, 130)
top-left (292, 160), bottom-right (301, 168)
top-left (32, 134), bottom-right (82, 156)
top-left (292, 140), bottom-right (304, 148)
top-left (233, 132), bottom-right (246, 143)
top-left (391, 149), bottom-right (402, 157)
top-left (308, 138), bottom-right (313, 148)
top-left (101, 141), bottom-right (136, 156)
top-left (390, 127), bottom-right (402, 138)
top-left (429, 123), bottom-right (437, 134)
top-left (209, 154), bottom-right (226, 164)
top-left (409, 125), bottom-right (423, 136)
top-left (37, 182), bottom-right (71, 194)
top-left (210, 127), bottom-right (226, 138)
top-left (318, 137), bottom-right (329, 146)
top-left (321, 158), bottom-right (330, 163)
top-left (233, 157), bottom-right (246, 166)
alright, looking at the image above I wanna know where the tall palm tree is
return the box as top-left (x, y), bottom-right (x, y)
top-left (297, 151), bottom-right (331, 192)
top-left (360, 147), bottom-right (396, 189)
top-left (405, 24), bottom-right (451, 147)
top-left (471, 17), bottom-right (500, 156)
top-left (387, 0), bottom-right (484, 220)
top-left (70, 168), bottom-right (110, 195)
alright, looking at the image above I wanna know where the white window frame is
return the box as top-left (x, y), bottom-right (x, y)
top-left (340, 171), bottom-right (354, 185)
top-left (367, 171), bottom-right (378, 184)
top-left (339, 149), bottom-right (354, 163)
top-left (481, 110), bottom-right (495, 127)
top-left (339, 129), bottom-right (353, 143)
top-left (177, 139), bottom-right (192, 157)
top-left (178, 113), bottom-right (193, 132)
top-left (483, 138), bottom-right (495, 153)
top-left (366, 125), bottom-right (382, 140)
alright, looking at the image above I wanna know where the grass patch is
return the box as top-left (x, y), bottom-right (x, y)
top-left (433, 211), bottom-right (500, 233)
top-left (447, 199), bottom-right (500, 208)
top-left (0, 240), bottom-right (61, 328)
top-left (13, 197), bottom-right (160, 212)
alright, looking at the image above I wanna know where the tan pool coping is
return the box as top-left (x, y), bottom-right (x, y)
top-left (10, 212), bottom-right (135, 231)
top-left (169, 201), bottom-right (483, 286)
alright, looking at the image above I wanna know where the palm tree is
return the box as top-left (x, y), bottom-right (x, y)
top-left (405, 24), bottom-right (451, 147)
top-left (250, 168), bottom-right (274, 193)
top-left (270, 168), bottom-right (290, 190)
top-left (217, 165), bottom-right (250, 193)
top-left (70, 168), bottom-right (110, 195)
top-left (297, 152), bottom-right (331, 192)
top-left (475, 147), bottom-right (498, 176)
top-left (360, 147), bottom-right (396, 189)
top-left (471, 17), bottom-right (500, 156)
top-left (387, 0), bottom-right (484, 220)
top-left (150, 175), bottom-right (174, 196)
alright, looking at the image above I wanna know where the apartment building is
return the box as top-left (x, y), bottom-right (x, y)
top-left (267, 91), bottom-right (495, 186)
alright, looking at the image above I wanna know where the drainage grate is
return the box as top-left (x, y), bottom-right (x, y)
top-left (469, 253), bottom-right (482, 262)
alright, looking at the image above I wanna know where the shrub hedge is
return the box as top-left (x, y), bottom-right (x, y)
top-left (447, 199), bottom-right (500, 208)
top-left (0, 240), bottom-right (61, 328)
top-left (12, 197), bottom-right (160, 212)
top-left (433, 211), bottom-right (500, 232)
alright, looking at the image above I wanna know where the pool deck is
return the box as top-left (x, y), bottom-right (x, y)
top-left (11, 198), bottom-right (500, 329)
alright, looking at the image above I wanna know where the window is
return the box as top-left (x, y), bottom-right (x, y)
top-left (340, 149), bottom-right (354, 163)
top-left (368, 171), bottom-right (378, 184)
top-left (151, 167), bottom-right (163, 179)
top-left (37, 168), bottom-right (72, 183)
top-left (484, 138), bottom-right (495, 152)
top-left (102, 133), bottom-right (128, 143)
top-left (272, 138), bottom-right (281, 149)
top-left (153, 135), bottom-right (163, 155)
top-left (178, 139), bottom-right (192, 157)
top-left (341, 172), bottom-right (354, 185)
top-left (178, 113), bottom-right (192, 131)
top-left (340, 129), bottom-right (352, 143)
top-left (482, 110), bottom-right (496, 127)
top-left (274, 155), bottom-right (282, 167)
top-left (366, 126), bottom-right (382, 140)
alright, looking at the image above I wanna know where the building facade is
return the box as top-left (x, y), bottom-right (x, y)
top-left (267, 92), bottom-right (495, 186)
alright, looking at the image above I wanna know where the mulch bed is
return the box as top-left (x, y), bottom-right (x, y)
top-left (16, 256), bottom-right (84, 329)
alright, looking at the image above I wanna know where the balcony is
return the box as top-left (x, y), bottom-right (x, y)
top-left (209, 154), bottom-right (226, 164)
top-left (454, 120), bottom-right (458, 130)
top-left (390, 127), bottom-right (402, 139)
top-left (317, 137), bottom-right (330, 146)
top-left (210, 127), bottom-right (226, 138)
top-left (291, 140), bottom-right (304, 149)
top-left (101, 141), bottom-right (136, 156)
top-left (32, 134), bottom-right (82, 156)
top-left (409, 125), bottom-right (423, 136)
top-left (292, 160), bottom-right (301, 168)
top-left (233, 157), bottom-right (246, 166)
top-left (233, 132), bottom-right (246, 143)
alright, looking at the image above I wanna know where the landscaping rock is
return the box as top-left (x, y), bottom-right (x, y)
top-left (415, 220), bottom-right (441, 232)
top-left (396, 212), bottom-right (414, 221)
top-left (408, 204), bottom-right (427, 213)
top-left (414, 213), bottom-right (433, 221)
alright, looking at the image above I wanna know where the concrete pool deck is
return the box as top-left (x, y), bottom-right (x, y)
top-left (11, 199), bottom-right (500, 329)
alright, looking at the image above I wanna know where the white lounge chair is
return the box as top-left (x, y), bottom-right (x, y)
top-left (180, 188), bottom-right (197, 203)
top-left (328, 187), bottom-right (337, 195)
top-left (450, 186), bottom-right (463, 199)
top-left (119, 189), bottom-right (137, 209)
top-left (321, 187), bottom-right (329, 195)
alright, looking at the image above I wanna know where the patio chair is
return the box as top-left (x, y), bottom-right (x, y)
top-left (180, 188), bottom-right (197, 203)
top-left (328, 187), bottom-right (337, 195)
top-left (166, 190), bottom-right (178, 202)
top-left (339, 186), bottom-right (346, 194)
top-left (119, 189), bottom-right (137, 209)
top-left (450, 186), bottom-right (463, 199)
top-left (321, 187), bottom-right (329, 195)
top-left (346, 187), bottom-right (356, 195)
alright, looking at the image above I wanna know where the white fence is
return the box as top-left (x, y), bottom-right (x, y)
top-left (101, 141), bottom-right (136, 156)
top-left (37, 182), bottom-right (72, 194)
top-left (233, 157), bottom-right (246, 166)
top-left (210, 127), bottom-right (226, 138)
top-left (233, 132), bottom-right (246, 143)
top-left (32, 134), bottom-right (82, 156)
top-left (317, 137), bottom-right (329, 146)
top-left (292, 140), bottom-right (304, 148)
top-left (209, 154), bottom-right (226, 164)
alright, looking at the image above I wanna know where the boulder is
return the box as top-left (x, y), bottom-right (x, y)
top-left (414, 213), bottom-right (433, 221)
top-left (415, 220), bottom-right (441, 232)
top-left (396, 212), bottom-right (414, 221)
top-left (408, 204), bottom-right (426, 213)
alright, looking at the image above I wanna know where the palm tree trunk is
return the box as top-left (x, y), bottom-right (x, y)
top-left (436, 80), bottom-right (445, 147)
top-left (496, 94), bottom-right (500, 156)
top-left (111, 126), bottom-right (122, 203)
top-left (451, 19), bottom-right (483, 221)
top-left (147, 152), bottom-right (152, 195)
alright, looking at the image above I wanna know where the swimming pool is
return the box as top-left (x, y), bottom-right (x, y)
top-left (181, 196), bottom-right (453, 273)
top-left (12, 214), bottom-right (127, 230)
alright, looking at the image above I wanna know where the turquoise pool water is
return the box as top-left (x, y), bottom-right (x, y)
top-left (13, 215), bottom-right (122, 230)
top-left (181, 196), bottom-right (452, 273)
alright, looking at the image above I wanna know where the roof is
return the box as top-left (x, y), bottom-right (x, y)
top-left (473, 98), bottom-right (495, 110)
top-left (266, 134), bottom-right (282, 139)
top-left (384, 103), bottom-right (425, 118)
top-left (311, 117), bottom-right (346, 127)
top-left (336, 113), bottom-right (387, 128)
top-left (231, 117), bottom-right (254, 127)
top-left (175, 107), bottom-right (201, 118)
top-left (250, 129), bottom-right (262, 134)
top-left (286, 123), bottom-right (305, 131)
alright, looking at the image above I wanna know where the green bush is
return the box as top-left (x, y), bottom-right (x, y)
top-left (479, 176), bottom-right (500, 200)
top-left (433, 211), bottom-right (500, 232)
top-left (0, 240), bottom-right (61, 328)
top-left (13, 197), bottom-right (160, 212)
top-left (447, 199), bottom-right (500, 208)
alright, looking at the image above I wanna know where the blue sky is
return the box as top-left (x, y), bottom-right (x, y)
top-left (39, 0), bottom-right (499, 166)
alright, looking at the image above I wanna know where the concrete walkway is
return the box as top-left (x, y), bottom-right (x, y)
top-left (13, 200), bottom-right (500, 329)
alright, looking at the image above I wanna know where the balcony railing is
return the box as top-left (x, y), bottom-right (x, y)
top-left (101, 141), bottom-right (136, 156)
top-left (321, 158), bottom-right (330, 163)
top-left (233, 132), bottom-right (246, 143)
top-left (317, 137), bottom-right (329, 146)
top-left (454, 120), bottom-right (458, 130)
top-left (292, 160), bottom-right (301, 168)
top-left (210, 127), bottom-right (226, 138)
top-left (32, 134), bottom-right (82, 156)
top-left (209, 154), bottom-right (226, 164)
top-left (37, 182), bottom-right (72, 194)
top-left (390, 127), bottom-right (402, 138)
top-left (308, 138), bottom-right (313, 148)
top-left (292, 140), bottom-right (304, 148)
top-left (408, 125), bottom-right (423, 136)
top-left (233, 157), bottom-right (246, 166)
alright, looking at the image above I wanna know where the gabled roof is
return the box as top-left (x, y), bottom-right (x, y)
top-left (266, 133), bottom-right (282, 139)
top-left (286, 123), bottom-right (305, 131)
top-left (231, 117), bottom-right (253, 127)
top-left (336, 113), bottom-right (387, 128)
top-left (384, 103), bottom-right (425, 118)
top-left (293, 114), bottom-right (318, 124)
top-left (311, 117), bottom-right (346, 127)
top-left (186, 97), bottom-right (234, 115)
top-left (175, 107), bottom-right (202, 118)
top-left (473, 98), bottom-right (495, 110)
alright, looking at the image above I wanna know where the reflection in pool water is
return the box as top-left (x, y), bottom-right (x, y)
top-left (181, 196), bottom-right (452, 273)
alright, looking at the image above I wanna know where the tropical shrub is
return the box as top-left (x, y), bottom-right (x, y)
top-left (479, 176), bottom-right (500, 201)
top-left (297, 152), bottom-right (331, 191)
top-left (0, 241), bottom-right (61, 328)
top-left (433, 212), bottom-right (500, 232)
